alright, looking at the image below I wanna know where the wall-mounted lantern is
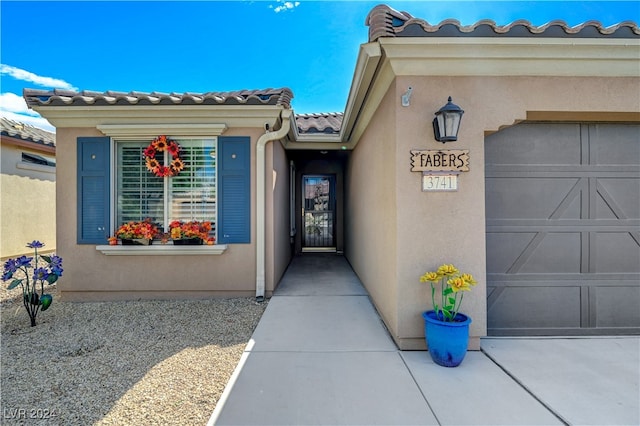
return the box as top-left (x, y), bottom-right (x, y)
top-left (433, 96), bottom-right (464, 143)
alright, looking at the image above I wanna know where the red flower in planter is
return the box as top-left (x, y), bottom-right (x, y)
top-left (169, 220), bottom-right (212, 241)
top-left (113, 218), bottom-right (160, 240)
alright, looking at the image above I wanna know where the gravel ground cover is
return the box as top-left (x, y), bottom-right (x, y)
top-left (0, 285), bottom-right (266, 425)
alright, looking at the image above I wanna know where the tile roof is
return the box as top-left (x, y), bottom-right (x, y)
top-left (296, 113), bottom-right (343, 135)
top-left (366, 4), bottom-right (640, 42)
top-left (23, 88), bottom-right (294, 109)
top-left (0, 117), bottom-right (55, 147)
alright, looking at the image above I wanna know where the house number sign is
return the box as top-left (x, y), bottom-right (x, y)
top-left (422, 172), bottom-right (458, 192)
top-left (410, 149), bottom-right (469, 192)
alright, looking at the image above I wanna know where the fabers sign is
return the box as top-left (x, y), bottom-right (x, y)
top-left (410, 150), bottom-right (469, 172)
top-left (411, 150), bottom-right (470, 192)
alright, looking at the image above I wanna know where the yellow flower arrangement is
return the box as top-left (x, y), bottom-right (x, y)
top-left (420, 264), bottom-right (477, 322)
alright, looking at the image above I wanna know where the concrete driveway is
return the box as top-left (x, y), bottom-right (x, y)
top-left (210, 254), bottom-right (639, 425)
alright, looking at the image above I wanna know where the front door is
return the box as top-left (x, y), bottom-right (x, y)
top-left (302, 175), bottom-right (335, 251)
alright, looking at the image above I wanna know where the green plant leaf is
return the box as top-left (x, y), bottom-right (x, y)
top-left (443, 287), bottom-right (453, 296)
top-left (41, 255), bottom-right (52, 263)
top-left (7, 279), bottom-right (22, 290)
top-left (40, 294), bottom-right (53, 311)
top-left (47, 274), bottom-right (59, 284)
top-left (448, 296), bottom-right (456, 306)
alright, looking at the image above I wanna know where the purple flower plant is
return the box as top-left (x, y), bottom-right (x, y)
top-left (33, 267), bottom-right (49, 281)
top-left (2, 240), bottom-right (63, 326)
top-left (27, 241), bottom-right (44, 249)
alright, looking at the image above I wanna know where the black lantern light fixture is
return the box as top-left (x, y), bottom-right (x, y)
top-left (433, 96), bottom-right (464, 143)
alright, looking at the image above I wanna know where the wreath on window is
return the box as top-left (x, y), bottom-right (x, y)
top-left (143, 135), bottom-right (185, 177)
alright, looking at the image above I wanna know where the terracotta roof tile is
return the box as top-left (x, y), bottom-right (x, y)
top-left (0, 117), bottom-right (55, 147)
top-left (23, 88), bottom-right (294, 109)
top-left (366, 4), bottom-right (640, 42)
top-left (296, 113), bottom-right (343, 134)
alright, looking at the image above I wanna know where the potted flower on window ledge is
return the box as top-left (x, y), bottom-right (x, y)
top-left (169, 220), bottom-right (213, 245)
top-left (419, 264), bottom-right (477, 367)
top-left (113, 218), bottom-right (160, 245)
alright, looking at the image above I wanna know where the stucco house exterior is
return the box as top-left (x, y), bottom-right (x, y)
top-left (23, 5), bottom-right (639, 350)
top-left (1, 117), bottom-right (56, 258)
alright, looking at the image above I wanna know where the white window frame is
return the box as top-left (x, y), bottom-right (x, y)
top-left (96, 135), bottom-right (227, 255)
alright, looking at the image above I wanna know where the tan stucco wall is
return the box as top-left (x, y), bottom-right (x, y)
top-left (55, 127), bottom-right (267, 300)
top-left (266, 139), bottom-right (293, 294)
top-left (1, 144), bottom-right (56, 258)
top-left (346, 85), bottom-right (399, 337)
top-left (348, 74), bottom-right (639, 350)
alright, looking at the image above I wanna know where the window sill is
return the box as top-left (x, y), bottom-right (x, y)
top-left (16, 161), bottom-right (56, 174)
top-left (96, 244), bottom-right (228, 256)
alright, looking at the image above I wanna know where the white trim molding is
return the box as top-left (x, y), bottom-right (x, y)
top-left (96, 244), bottom-right (228, 256)
top-left (16, 161), bottom-right (56, 174)
top-left (97, 123), bottom-right (228, 137)
top-left (31, 105), bottom-right (285, 129)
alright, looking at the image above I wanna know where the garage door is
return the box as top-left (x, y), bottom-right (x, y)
top-left (485, 123), bottom-right (640, 336)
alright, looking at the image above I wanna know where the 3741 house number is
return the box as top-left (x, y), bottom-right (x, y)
top-left (411, 149), bottom-right (468, 192)
top-left (422, 174), bottom-right (458, 191)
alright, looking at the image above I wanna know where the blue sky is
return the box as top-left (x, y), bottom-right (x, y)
top-left (1, 1), bottom-right (638, 132)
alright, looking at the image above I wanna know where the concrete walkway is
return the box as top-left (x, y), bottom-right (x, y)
top-left (209, 254), bottom-right (640, 426)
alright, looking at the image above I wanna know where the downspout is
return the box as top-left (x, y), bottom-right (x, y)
top-left (289, 160), bottom-right (296, 239)
top-left (256, 109), bottom-right (293, 301)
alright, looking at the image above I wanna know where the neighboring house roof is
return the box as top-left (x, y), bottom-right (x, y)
top-left (0, 117), bottom-right (55, 148)
top-left (22, 88), bottom-right (294, 109)
top-left (366, 4), bottom-right (640, 42)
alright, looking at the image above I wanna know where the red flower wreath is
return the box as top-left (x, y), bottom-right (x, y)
top-left (143, 135), bottom-right (184, 177)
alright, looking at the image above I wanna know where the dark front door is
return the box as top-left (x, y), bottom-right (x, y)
top-left (302, 175), bottom-right (335, 251)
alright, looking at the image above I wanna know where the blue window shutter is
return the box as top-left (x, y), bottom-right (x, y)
top-left (77, 137), bottom-right (110, 244)
top-left (218, 136), bottom-right (250, 243)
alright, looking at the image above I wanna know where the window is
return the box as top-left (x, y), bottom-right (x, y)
top-left (77, 135), bottom-right (250, 245)
top-left (22, 152), bottom-right (56, 167)
top-left (116, 139), bottom-right (217, 236)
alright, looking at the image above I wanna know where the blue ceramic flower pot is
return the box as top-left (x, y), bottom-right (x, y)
top-left (422, 310), bottom-right (471, 367)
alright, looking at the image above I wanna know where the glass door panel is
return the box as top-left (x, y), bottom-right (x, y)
top-left (302, 175), bottom-right (335, 250)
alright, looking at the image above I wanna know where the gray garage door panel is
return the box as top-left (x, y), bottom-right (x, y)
top-left (486, 123), bottom-right (640, 336)
top-left (487, 285), bottom-right (582, 329)
top-left (595, 286), bottom-right (640, 327)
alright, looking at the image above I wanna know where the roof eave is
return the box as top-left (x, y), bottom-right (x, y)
top-left (339, 36), bottom-right (639, 149)
top-left (0, 134), bottom-right (56, 154)
top-left (28, 104), bottom-right (288, 133)
top-left (378, 37), bottom-right (640, 77)
top-left (338, 42), bottom-right (383, 148)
